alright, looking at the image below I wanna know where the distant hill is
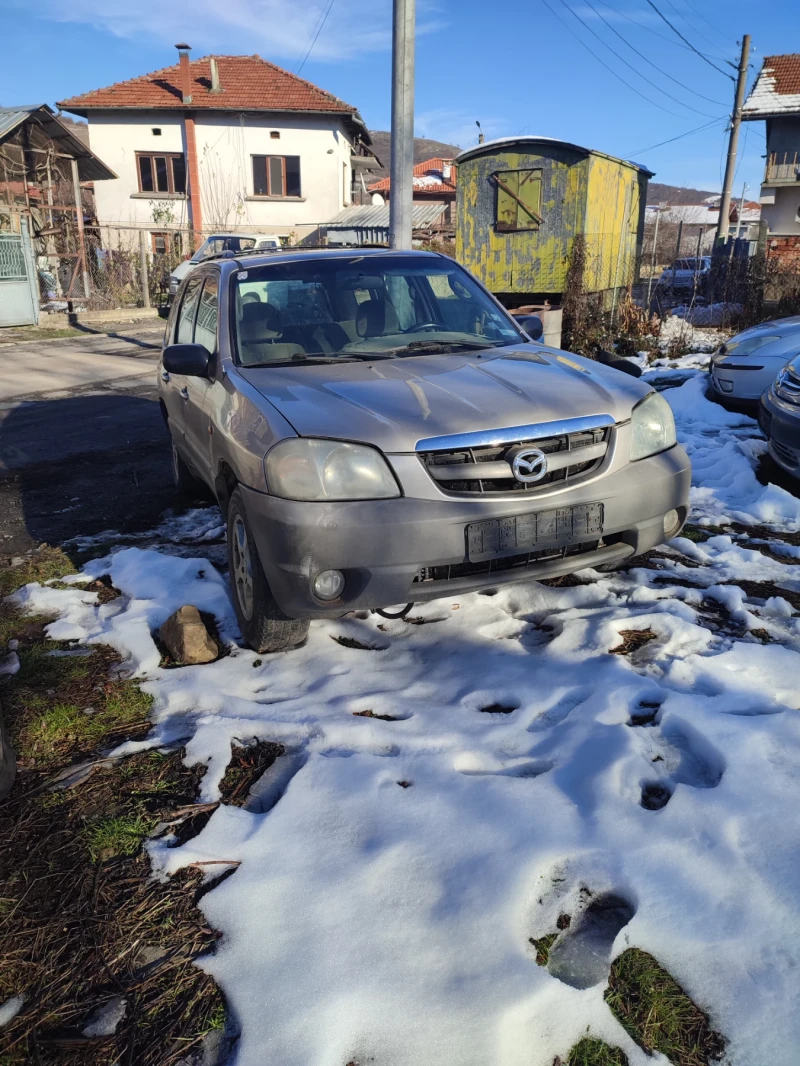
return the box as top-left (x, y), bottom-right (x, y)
top-left (646, 182), bottom-right (717, 206)
top-left (368, 131), bottom-right (462, 183)
top-left (367, 134), bottom-right (718, 207)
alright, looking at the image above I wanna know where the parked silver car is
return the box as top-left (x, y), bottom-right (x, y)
top-left (159, 249), bottom-right (690, 652)
top-left (759, 351), bottom-right (800, 478)
top-left (167, 233), bottom-right (284, 303)
top-left (710, 316), bottom-right (800, 404)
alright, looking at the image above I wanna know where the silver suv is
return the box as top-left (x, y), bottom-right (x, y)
top-left (159, 249), bottom-right (690, 652)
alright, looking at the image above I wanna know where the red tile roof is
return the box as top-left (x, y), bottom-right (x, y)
top-left (761, 54), bottom-right (800, 96)
top-left (743, 54), bottom-right (800, 117)
top-left (59, 54), bottom-right (358, 115)
top-left (369, 157), bottom-right (456, 195)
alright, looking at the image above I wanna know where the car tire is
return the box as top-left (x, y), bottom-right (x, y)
top-left (171, 439), bottom-right (207, 499)
top-left (226, 486), bottom-right (310, 654)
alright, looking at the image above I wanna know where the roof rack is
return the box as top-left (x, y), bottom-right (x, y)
top-left (200, 246), bottom-right (287, 264)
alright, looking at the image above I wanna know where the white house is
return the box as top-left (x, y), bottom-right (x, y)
top-left (58, 46), bottom-right (375, 253)
top-left (742, 53), bottom-right (800, 266)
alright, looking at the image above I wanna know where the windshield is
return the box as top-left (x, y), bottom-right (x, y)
top-left (232, 255), bottom-right (524, 367)
top-left (195, 236), bottom-right (257, 262)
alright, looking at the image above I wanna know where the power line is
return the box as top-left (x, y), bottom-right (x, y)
top-left (594, 0), bottom-right (722, 60)
top-left (294, 0), bottom-right (337, 76)
top-left (626, 115), bottom-right (726, 156)
top-left (540, 0), bottom-right (703, 119)
top-left (639, 0), bottom-right (735, 79)
top-left (659, 0), bottom-right (732, 58)
top-left (674, 0), bottom-right (729, 42)
top-left (580, 0), bottom-right (728, 106)
top-left (553, 0), bottom-right (720, 117)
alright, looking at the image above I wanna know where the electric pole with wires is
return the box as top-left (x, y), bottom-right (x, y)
top-left (388, 0), bottom-right (415, 249)
top-left (716, 34), bottom-right (751, 246)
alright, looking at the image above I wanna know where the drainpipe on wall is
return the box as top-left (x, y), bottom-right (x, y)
top-left (176, 43), bottom-right (203, 248)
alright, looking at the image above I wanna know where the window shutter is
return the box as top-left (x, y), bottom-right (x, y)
top-left (494, 169), bottom-right (543, 232)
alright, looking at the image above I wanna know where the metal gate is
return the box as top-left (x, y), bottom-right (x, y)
top-left (0, 219), bottom-right (38, 327)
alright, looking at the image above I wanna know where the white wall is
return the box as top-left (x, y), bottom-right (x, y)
top-left (763, 186), bottom-right (800, 236)
top-left (84, 109), bottom-right (353, 243)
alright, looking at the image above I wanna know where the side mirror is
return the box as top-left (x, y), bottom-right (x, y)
top-left (163, 343), bottom-right (211, 378)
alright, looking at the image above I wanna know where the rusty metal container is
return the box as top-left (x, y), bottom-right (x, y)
top-left (455, 137), bottom-right (653, 306)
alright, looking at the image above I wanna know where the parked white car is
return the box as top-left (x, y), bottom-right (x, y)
top-left (657, 256), bottom-right (712, 292)
top-left (710, 316), bottom-right (800, 403)
top-left (168, 233), bottom-right (285, 302)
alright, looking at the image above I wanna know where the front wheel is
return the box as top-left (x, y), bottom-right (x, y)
top-left (226, 487), bottom-right (309, 653)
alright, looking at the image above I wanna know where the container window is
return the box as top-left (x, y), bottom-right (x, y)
top-left (494, 169), bottom-right (543, 232)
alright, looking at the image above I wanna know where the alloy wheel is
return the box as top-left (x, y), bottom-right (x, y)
top-left (232, 516), bottom-right (254, 620)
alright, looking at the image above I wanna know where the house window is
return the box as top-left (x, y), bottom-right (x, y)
top-left (137, 153), bottom-right (186, 194)
top-left (493, 168), bottom-right (543, 232)
top-left (270, 131), bottom-right (280, 139)
top-left (252, 155), bottom-right (301, 197)
top-left (152, 128), bottom-right (162, 136)
top-left (151, 232), bottom-right (183, 256)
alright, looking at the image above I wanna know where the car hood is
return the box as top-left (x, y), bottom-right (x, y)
top-left (170, 260), bottom-right (195, 282)
top-left (238, 345), bottom-right (649, 453)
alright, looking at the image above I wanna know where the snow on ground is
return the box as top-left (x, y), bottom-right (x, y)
top-left (10, 363), bottom-right (800, 1066)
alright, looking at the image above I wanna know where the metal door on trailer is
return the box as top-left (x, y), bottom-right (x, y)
top-left (0, 219), bottom-right (38, 327)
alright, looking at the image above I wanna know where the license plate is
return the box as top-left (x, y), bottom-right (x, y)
top-left (466, 503), bottom-right (604, 562)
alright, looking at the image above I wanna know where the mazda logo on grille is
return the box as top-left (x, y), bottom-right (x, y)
top-left (511, 448), bottom-right (548, 483)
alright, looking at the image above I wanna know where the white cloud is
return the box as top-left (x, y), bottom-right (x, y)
top-left (31, 0), bottom-right (444, 63)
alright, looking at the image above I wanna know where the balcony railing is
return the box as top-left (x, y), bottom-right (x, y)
top-left (766, 152), bottom-right (800, 184)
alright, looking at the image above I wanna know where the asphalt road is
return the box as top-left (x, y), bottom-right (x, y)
top-left (0, 327), bottom-right (179, 555)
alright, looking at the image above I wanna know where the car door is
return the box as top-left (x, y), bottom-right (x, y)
top-left (182, 272), bottom-right (220, 482)
top-left (162, 273), bottom-right (203, 455)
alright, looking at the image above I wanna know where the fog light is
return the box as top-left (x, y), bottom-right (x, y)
top-left (664, 509), bottom-right (680, 536)
top-left (312, 569), bottom-right (345, 600)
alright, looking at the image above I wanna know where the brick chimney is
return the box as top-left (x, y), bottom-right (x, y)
top-left (176, 42), bottom-right (193, 104)
top-left (175, 43), bottom-right (203, 246)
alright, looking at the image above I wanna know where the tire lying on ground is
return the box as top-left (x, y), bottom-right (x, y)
top-left (226, 486), bottom-right (310, 654)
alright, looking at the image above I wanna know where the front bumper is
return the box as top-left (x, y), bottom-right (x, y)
top-left (760, 389), bottom-right (800, 477)
top-left (710, 361), bottom-right (772, 402)
top-left (241, 443), bottom-right (691, 617)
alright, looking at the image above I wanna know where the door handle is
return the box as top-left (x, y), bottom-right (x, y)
top-left (161, 369), bottom-right (170, 382)
top-left (179, 387), bottom-right (189, 400)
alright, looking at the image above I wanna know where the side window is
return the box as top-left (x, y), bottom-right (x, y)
top-left (195, 276), bottom-right (219, 353)
top-left (494, 169), bottom-right (543, 232)
top-left (176, 275), bottom-right (203, 344)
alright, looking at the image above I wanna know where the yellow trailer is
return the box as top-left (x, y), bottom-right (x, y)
top-left (455, 137), bottom-right (653, 305)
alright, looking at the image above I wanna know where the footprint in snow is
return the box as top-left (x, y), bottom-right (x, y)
top-left (637, 717), bottom-right (724, 811)
top-left (546, 893), bottom-right (636, 989)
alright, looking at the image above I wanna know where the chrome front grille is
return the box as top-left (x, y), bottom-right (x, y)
top-left (417, 423), bottom-right (612, 495)
top-left (775, 371), bottom-right (800, 406)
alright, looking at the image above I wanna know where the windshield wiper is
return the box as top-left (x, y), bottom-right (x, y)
top-left (376, 339), bottom-right (498, 357)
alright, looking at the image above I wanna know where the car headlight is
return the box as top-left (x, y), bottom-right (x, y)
top-left (265, 439), bottom-right (400, 501)
top-left (629, 392), bottom-right (677, 462)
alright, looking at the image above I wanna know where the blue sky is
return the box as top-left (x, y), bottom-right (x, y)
top-left (1, 0), bottom-right (794, 195)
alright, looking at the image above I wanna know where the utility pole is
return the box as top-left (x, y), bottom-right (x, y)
top-left (716, 34), bottom-right (751, 246)
top-left (388, 0), bottom-right (415, 249)
top-left (734, 181), bottom-right (749, 239)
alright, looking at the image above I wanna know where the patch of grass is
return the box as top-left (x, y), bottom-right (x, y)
top-left (610, 629), bottom-right (658, 656)
top-left (605, 949), bottom-right (725, 1066)
top-left (218, 740), bottom-right (284, 806)
top-left (0, 546), bottom-right (75, 598)
top-left (14, 676), bottom-right (153, 769)
top-left (560, 1037), bottom-right (629, 1066)
top-left (530, 932), bottom-right (559, 967)
top-left (84, 814), bottom-right (154, 861)
top-left (680, 523), bottom-right (728, 543)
